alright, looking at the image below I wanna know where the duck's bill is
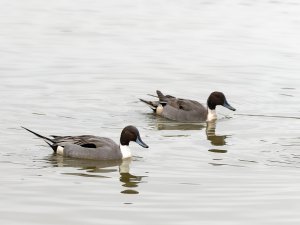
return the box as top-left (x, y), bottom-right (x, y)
top-left (136, 136), bottom-right (149, 148)
top-left (223, 99), bottom-right (236, 111)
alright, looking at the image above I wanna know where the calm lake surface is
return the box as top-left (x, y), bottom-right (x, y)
top-left (1, 0), bottom-right (300, 224)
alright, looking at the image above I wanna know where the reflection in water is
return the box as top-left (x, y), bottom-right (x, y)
top-left (206, 121), bottom-right (228, 154)
top-left (208, 149), bottom-right (227, 153)
top-left (146, 114), bottom-right (206, 130)
top-left (46, 155), bottom-right (146, 194)
top-left (206, 121), bottom-right (229, 146)
top-left (47, 154), bottom-right (121, 173)
top-left (120, 172), bottom-right (144, 194)
top-left (119, 158), bottom-right (146, 194)
top-left (157, 122), bottom-right (205, 130)
top-left (147, 113), bottom-right (230, 152)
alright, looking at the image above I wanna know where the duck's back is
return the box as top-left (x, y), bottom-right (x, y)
top-left (52, 135), bottom-right (114, 148)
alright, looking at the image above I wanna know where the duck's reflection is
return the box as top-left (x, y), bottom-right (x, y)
top-left (151, 115), bottom-right (229, 147)
top-left (149, 115), bottom-right (206, 131)
top-left (157, 122), bottom-right (206, 130)
top-left (147, 113), bottom-right (229, 152)
top-left (46, 155), bottom-right (145, 194)
top-left (206, 121), bottom-right (228, 154)
top-left (119, 158), bottom-right (145, 194)
top-left (206, 121), bottom-right (229, 146)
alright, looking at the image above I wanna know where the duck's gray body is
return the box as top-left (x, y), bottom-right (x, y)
top-left (62, 143), bottom-right (122, 160)
top-left (158, 98), bottom-right (208, 122)
top-left (53, 136), bottom-right (122, 160)
top-left (140, 90), bottom-right (236, 122)
top-left (22, 126), bottom-right (148, 161)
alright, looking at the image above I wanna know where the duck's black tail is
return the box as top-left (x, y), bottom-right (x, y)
top-left (22, 126), bottom-right (58, 152)
top-left (140, 90), bottom-right (171, 111)
top-left (22, 127), bottom-right (59, 152)
top-left (139, 98), bottom-right (158, 111)
top-left (21, 126), bottom-right (54, 143)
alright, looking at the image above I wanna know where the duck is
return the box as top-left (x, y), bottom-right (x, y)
top-left (140, 90), bottom-right (236, 122)
top-left (22, 125), bottom-right (148, 160)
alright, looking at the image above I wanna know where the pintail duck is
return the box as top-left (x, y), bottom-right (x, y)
top-left (22, 125), bottom-right (148, 160)
top-left (140, 90), bottom-right (236, 122)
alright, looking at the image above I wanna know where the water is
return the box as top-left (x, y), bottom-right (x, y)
top-left (1, 0), bottom-right (300, 224)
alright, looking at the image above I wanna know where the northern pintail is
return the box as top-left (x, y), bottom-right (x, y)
top-left (22, 125), bottom-right (148, 160)
top-left (140, 90), bottom-right (236, 122)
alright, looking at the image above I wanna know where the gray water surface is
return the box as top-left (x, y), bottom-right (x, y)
top-left (1, 0), bottom-right (300, 225)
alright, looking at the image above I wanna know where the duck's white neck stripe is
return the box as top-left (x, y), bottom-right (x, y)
top-left (120, 144), bottom-right (132, 159)
top-left (57, 146), bottom-right (64, 155)
top-left (207, 109), bottom-right (217, 121)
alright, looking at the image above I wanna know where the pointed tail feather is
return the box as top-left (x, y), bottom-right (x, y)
top-left (139, 98), bottom-right (158, 111)
top-left (21, 126), bottom-right (53, 143)
top-left (44, 140), bottom-right (57, 152)
top-left (147, 94), bottom-right (158, 98)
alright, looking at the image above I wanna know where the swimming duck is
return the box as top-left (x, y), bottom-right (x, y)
top-left (22, 125), bottom-right (148, 160)
top-left (140, 90), bottom-right (236, 122)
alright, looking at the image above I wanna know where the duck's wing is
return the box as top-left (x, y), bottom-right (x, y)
top-left (174, 99), bottom-right (206, 111)
top-left (52, 135), bottom-right (117, 148)
top-left (156, 90), bottom-right (205, 110)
